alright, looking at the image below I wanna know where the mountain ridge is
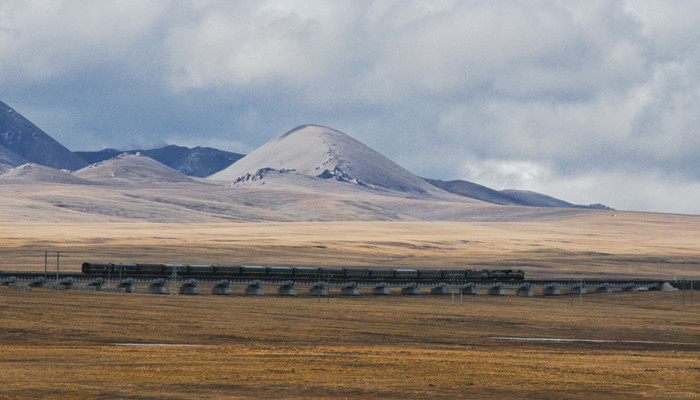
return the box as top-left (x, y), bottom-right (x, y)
top-left (0, 100), bottom-right (87, 170)
top-left (0, 97), bottom-right (611, 211)
top-left (75, 145), bottom-right (243, 177)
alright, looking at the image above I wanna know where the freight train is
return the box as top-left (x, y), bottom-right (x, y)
top-left (81, 262), bottom-right (525, 281)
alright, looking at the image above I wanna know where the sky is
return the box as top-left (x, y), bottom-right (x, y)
top-left (1, 0), bottom-right (699, 215)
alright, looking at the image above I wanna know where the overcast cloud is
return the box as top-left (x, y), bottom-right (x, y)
top-left (1, 0), bottom-right (699, 214)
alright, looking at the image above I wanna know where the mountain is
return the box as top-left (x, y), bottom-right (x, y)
top-left (425, 178), bottom-right (612, 209)
top-left (75, 145), bottom-right (243, 177)
top-left (0, 100), bottom-right (87, 170)
top-left (0, 163), bottom-right (92, 185)
top-left (74, 153), bottom-right (195, 185)
top-left (0, 145), bottom-right (29, 174)
top-left (499, 189), bottom-right (612, 210)
top-left (209, 124), bottom-right (450, 198)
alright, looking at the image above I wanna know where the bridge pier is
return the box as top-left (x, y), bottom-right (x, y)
top-left (430, 285), bottom-right (449, 295)
top-left (148, 280), bottom-right (168, 294)
top-left (595, 286), bottom-right (613, 293)
top-left (212, 282), bottom-right (232, 295)
top-left (401, 285), bottom-right (420, 295)
top-left (487, 285), bottom-right (506, 296)
top-left (309, 284), bottom-right (329, 296)
top-left (460, 285), bottom-right (478, 295)
top-left (29, 278), bottom-right (46, 288)
top-left (117, 281), bottom-right (137, 293)
top-left (516, 286), bottom-right (534, 297)
top-left (87, 279), bottom-right (105, 291)
top-left (1, 276), bottom-right (17, 286)
top-left (543, 285), bottom-right (560, 296)
top-left (179, 281), bottom-right (200, 295)
top-left (570, 285), bottom-right (587, 295)
top-left (278, 283), bottom-right (297, 296)
top-left (59, 278), bottom-right (74, 290)
top-left (653, 282), bottom-right (676, 291)
top-left (340, 284), bottom-right (360, 296)
top-left (245, 283), bottom-right (265, 296)
top-left (372, 285), bottom-right (391, 295)
top-left (622, 285), bottom-right (638, 293)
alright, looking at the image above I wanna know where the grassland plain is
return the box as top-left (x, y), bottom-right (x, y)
top-left (0, 286), bottom-right (698, 399)
top-left (1, 211), bottom-right (699, 278)
top-left (1, 213), bottom-right (699, 399)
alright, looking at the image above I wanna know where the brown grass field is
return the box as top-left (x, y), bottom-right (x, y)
top-left (0, 286), bottom-right (698, 399)
top-left (1, 212), bottom-right (699, 399)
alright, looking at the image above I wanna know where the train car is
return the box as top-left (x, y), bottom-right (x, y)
top-left (134, 263), bottom-right (164, 274)
top-left (442, 269), bottom-right (465, 279)
top-left (211, 265), bottom-right (242, 276)
top-left (82, 262), bottom-right (111, 274)
top-left (344, 268), bottom-right (371, 279)
top-left (369, 268), bottom-right (394, 279)
top-left (465, 269), bottom-right (490, 280)
top-left (293, 267), bottom-right (320, 278)
top-left (318, 268), bottom-right (346, 279)
top-left (506, 269), bottom-right (525, 280)
top-left (240, 266), bottom-right (267, 276)
top-left (394, 269), bottom-right (419, 279)
top-left (417, 269), bottom-right (443, 279)
top-left (268, 266), bottom-right (294, 276)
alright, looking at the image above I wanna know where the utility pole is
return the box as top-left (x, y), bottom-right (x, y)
top-left (682, 277), bottom-right (685, 305)
top-left (55, 251), bottom-right (60, 283)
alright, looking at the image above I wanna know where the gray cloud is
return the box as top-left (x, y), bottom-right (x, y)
top-left (2, 0), bottom-right (700, 214)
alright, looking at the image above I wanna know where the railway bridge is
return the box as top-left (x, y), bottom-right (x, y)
top-left (0, 270), bottom-right (689, 297)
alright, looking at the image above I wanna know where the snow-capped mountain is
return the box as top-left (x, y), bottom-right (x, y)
top-left (209, 124), bottom-right (449, 198)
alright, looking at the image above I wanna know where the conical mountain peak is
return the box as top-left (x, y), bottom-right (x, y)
top-left (209, 125), bottom-right (444, 197)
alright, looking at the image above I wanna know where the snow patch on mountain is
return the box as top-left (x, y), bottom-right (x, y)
top-left (209, 124), bottom-right (452, 199)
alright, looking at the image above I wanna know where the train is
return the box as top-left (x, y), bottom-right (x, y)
top-left (81, 262), bottom-right (525, 281)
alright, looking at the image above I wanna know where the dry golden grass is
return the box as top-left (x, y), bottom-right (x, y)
top-left (1, 212), bottom-right (699, 398)
top-left (1, 210), bottom-right (699, 279)
top-left (0, 286), bottom-right (698, 399)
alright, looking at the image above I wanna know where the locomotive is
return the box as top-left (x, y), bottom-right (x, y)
top-left (81, 262), bottom-right (525, 281)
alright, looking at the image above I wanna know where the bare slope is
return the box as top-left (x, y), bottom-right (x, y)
top-left (209, 124), bottom-right (451, 198)
top-left (74, 153), bottom-right (195, 185)
top-left (0, 163), bottom-right (92, 185)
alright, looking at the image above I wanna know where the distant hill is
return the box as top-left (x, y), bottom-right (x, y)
top-left (74, 153), bottom-right (195, 185)
top-left (425, 178), bottom-right (612, 209)
top-left (0, 100), bottom-right (87, 170)
top-left (0, 98), bottom-right (613, 213)
top-left (0, 163), bottom-right (93, 185)
top-left (75, 145), bottom-right (243, 177)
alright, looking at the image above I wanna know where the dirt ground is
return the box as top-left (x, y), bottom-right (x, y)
top-left (0, 286), bottom-right (698, 399)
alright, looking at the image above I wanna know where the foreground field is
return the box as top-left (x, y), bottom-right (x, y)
top-left (0, 286), bottom-right (698, 399)
top-left (1, 215), bottom-right (698, 398)
top-left (1, 212), bottom-right (699, 279)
